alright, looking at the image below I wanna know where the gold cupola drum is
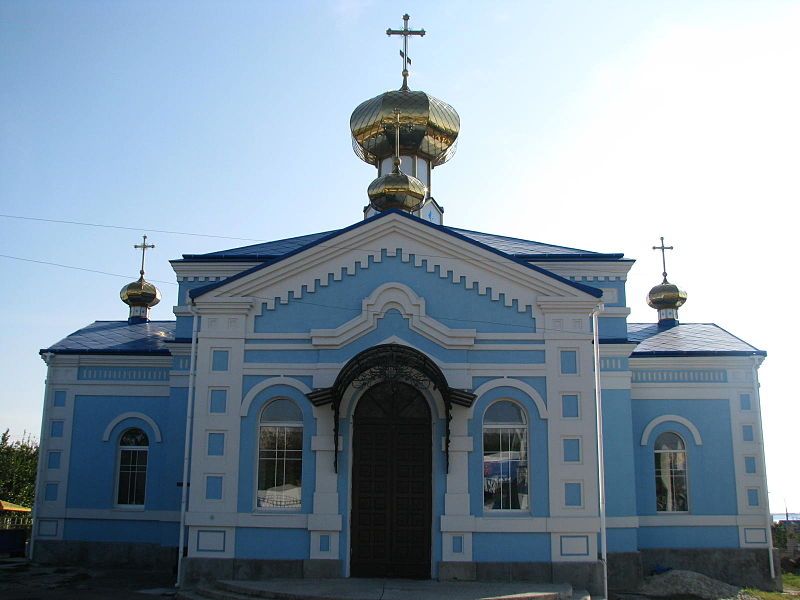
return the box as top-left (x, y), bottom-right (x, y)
top-left (351, 14), bottom-right (460, 217)
top-left (120, 235), bottom-right (161, 324)
top-left (647, 237), bottom-right (687, 327)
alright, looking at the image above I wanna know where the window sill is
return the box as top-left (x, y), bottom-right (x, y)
top-left (483, 509), bottom-right (531, 516)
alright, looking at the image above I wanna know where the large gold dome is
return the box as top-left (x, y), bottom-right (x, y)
top-left (350, 89), bottom-right (460, 167)
top-left (120, 276), bottom-right (161, 308)
top-left (647, 281), bottom-right (687, 311)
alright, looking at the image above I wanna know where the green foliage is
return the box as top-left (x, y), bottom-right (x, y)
top-left (784, 572), bottom-right (800, 590)
top-left (773, 523), bottom-right (788, 550)
top-left (0, 429), bottom-right (39, 508)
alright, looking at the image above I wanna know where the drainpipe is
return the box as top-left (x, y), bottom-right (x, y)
top-left (592, 305), bottom-right (608, 600)
top-left (751, 357), bottom-right (775, 581)
top-left (29, 352), bottom-right (54, 562)
top-left (176, 307), bottom-right (199, 588)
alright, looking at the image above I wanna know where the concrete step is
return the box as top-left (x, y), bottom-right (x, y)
top-left (572, 589), bottom-right (592, 600)
top-left (201, 578), bottom-right (571, 600)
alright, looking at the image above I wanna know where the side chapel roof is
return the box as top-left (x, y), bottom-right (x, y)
top-left (40, 321), bottom-right (175, 355)
top-left (627, 323), bottom-right (765, 357)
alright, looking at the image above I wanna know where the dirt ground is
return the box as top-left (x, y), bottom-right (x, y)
top-left (0, 559), bottom-right (176, 600)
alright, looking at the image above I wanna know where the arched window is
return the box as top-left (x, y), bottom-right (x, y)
top-left (654, 432), bottom-right (688, 512)
top-left (257, 399), bottom-right (303, 509)
top-left (483, 400), bottom-right (529, 511)
top-left (117, 428), bottom-right (149, 506)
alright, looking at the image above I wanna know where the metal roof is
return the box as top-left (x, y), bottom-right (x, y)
top-left (180, 219), bottom-right (623, 262)
top-left (628, 323), bottom-right (766, 357)
top-left (41, 321), bottom-right (176, 355)
top-left (183, 230), bottom-right (336, 261)
top-left (450, 228), bottom-right (624, 260)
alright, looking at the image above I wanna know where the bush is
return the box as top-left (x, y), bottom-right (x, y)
top-left (0, 429), bottom-right (39, 508)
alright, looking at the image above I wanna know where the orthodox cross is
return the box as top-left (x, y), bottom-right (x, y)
top-left (387, 14), bottom-right (425, 90)
top-left (134, 235), bottom-right (155, 278)
top-left (652, 236), bottom-right (674, 283)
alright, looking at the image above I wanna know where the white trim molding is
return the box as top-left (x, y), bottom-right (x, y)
top-left (310, 282), bottom-right (476, 349)
top-left (240, 376), bottom-right (313, 417)
top-left (471, 378), bottom-right (549, 419)
top-left (102, 412), bottom-right (163, 443)
top-left (640, 414), bottom-right (703, 446)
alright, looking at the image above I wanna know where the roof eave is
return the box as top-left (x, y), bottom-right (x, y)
top-left (521, 253), bottom-right (628, 262)
top-left (631, 350), bottom-right (767, 358)
top-left (39, 348), bottom-right (172, 356)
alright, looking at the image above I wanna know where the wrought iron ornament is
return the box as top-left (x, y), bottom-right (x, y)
top-left (306, 344), bottom-right (475, 473)
top-left (351, 364), bottom-right (432, 391)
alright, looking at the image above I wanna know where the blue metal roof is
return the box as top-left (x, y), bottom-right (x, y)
top-left (183, 230), bottom-right (337, 261)
top-left (188, 210), bottom-right (604, 300)
top-left (628, 323), bottom-right (766, 357)
top-left (41, 321), bottom-right (176, 355)
top-left (450, 228), bottom-right (624, 260)
top-left (180, 219), bottom-right (624, 262)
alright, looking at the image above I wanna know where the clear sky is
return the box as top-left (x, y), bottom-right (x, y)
top-left (1, 1), bottom-right (798, 513)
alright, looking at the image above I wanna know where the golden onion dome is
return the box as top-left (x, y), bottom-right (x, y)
top-left (120, 276), bottom-right (161, 308)
top-left (367, 166), bottom-right (427, 212)
top-left (647, 280), bottom-right (687, 311)
top-left (350, 89), bottom-right (460, 167)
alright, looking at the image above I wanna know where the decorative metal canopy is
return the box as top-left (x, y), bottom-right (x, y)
top-left (306, 344), bottom-right (475, 472)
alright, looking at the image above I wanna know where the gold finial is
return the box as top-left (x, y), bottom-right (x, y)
top-left (134, 234), bottom-right (155, 278)
top-left (652, 236), bottom-right (674, 283)
top-left (386, 14), bottom-right (425, 91)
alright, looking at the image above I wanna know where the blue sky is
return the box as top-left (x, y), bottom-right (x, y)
top-left (2, 1), bottom-right (798, 512)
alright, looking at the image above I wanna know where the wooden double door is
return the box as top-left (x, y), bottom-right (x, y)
top-left (350, 381), bottom-right (432, 579)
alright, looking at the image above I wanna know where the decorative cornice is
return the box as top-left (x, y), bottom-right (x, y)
top-left (193, 214), bottom-right (599, 316)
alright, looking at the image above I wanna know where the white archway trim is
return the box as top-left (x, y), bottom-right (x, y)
top-left (471, 378), bottom-right (549, 419)
top-left (240, 376), bottom-right (312, 417)
top-left (310, 282), bottom-right (476, 349)
top-left (640, 414), bottom-right (703, 446)
top-left (102, 412), bottom-right (162, 443)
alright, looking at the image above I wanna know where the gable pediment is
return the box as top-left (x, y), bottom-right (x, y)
top-left (191, 212), bottom-right (600, 317)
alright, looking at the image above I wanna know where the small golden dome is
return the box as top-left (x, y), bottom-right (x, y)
top-left (367, 169), bottom-right (427, 212)
top-left (647, 280), bottom-right (687, 311)
top-left (351, 89), bottom-right (460, 167)
top-left (120, 276), bottom-right (161, 308)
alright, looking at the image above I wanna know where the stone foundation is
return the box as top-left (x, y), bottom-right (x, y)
top-left (182, 558), bottom-right (341, 585)
top-left (34, 540), bottom-right (176, 571)
top-left (439, 561), bottom-right (604, 596)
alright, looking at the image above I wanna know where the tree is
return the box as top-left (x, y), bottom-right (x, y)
top-left (0, 429), bottom-right (39, 507)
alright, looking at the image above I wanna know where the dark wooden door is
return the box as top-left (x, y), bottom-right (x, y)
top-left (351, 381), bottom-right (432, 579)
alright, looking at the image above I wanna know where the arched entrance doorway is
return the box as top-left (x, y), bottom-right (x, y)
top-left (350, 381), bottom-right (431, 579)
top-left (305, 344), bottom-right (477, 579)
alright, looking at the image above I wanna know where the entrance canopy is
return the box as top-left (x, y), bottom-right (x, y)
top-left (307, 344), bottom-right (475, 472)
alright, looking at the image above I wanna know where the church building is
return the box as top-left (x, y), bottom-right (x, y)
top-left (32, 15), bottom-right (777, 594)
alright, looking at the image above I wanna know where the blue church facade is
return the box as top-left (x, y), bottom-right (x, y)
top-left (32, 16), bottom-right (777, 594)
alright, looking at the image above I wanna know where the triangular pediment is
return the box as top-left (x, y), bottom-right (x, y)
top-left (191, 212), bottom-right (600, 316)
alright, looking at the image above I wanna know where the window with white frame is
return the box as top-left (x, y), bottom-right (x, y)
top-left (654, 431), bottom-right (688, 512)
top-left (257, 398), bottom-right (303, 509)
top-left (117, 428), bottom-right (149, 506)
top-left (483, 400), bottom-right (529, 511)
